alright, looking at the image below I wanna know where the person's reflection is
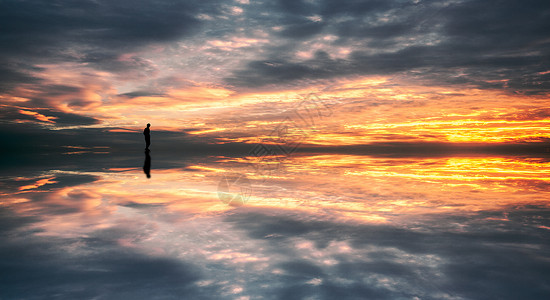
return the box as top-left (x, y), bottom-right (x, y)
top-left (143, 149), bottom-right (151, 178)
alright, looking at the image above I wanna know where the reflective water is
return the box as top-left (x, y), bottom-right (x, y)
top-left (1, 151), bottom-right (549, 299)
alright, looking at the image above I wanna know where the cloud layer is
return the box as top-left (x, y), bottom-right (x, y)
top-left (1, 0), bottom-right (549, 144)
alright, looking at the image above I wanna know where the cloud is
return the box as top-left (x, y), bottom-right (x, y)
top-left (297, 141), bottom-right (550, 157)
top-left (226, 0), bottom-right (550, 94)
top-left (0, 106), bottom-right (100, 127)
top-left (278, 19), bottom-right (326, 39)
top-left (224, 207), bottom-right (550, 299)
top-left (1, 152), bottom-right (548, 299)
top-left (2, 0), bottom-right (549, 95)
top-left (226, 51), bottom-right (348, 87)
top-left (0, 207), bottom-right (42, 235)
top-left (1, 0), bottom-right (549, 154)
top-left (0, 0), bottom-right (207, 85)
top-left (0, 207), bottom-right (204, 299)
top-left (118, 90), bottom-right (167, 99)
top-left (0, 63), bottom-right (43, 92)
top-left (0, 0), bottom-right (202, 55)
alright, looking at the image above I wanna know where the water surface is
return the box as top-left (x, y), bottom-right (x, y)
top-left (1, 150), bottom-right (549, 299)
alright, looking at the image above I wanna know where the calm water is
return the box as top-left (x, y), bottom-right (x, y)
top-left (1, 150), bottom-right (549, 299)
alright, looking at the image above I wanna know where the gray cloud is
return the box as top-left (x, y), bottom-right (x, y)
top-left (0, 0), bottom-right (202, 55)
top-left (0, 0), bottom-right (222, 126)
top-left (2, 0), bottom-right (549, 94)
top-left (224, 207), bottom-right (550, 299)
top-left (0, 207), bottom-right (205, 299)
top-left (1, 166), bottom-right (549, 299)
top-left (0, 63), bottom-right (44, 93)
top-left (226, 0), bottom-right (550, 94)
top-left (278, 19), bottom-right (326, 39)
top-left (118, 90), bottom-right (167, 99)
top-left (0, 0), bottom-right (210, 88)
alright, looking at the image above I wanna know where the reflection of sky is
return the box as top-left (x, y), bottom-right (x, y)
top-left (1, 153), bottom-right (549, 299)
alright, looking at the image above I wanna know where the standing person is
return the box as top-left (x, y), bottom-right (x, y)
top-left (144, 123), bottom-right (151, 150)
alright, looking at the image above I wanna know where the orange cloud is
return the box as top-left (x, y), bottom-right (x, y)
top-left (5, 66), bottom-right (548, 147)
top-left (18, 109), bottom-right (57, 123)
top-left (18, 177), bottom-right (58, 191)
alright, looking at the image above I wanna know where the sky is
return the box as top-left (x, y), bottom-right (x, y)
top-left (1, 0), bottom-right (549, 152)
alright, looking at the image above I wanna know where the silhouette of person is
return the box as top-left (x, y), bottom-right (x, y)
top-left (144, 123), bottom-right (151, 149)
top-left (143, 149), bottom-right (151, 178)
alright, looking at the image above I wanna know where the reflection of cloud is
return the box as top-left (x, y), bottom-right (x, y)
top-left (2, 200), bottom-right (548, 299)
top-left (1, 173), bottom-right (99, 197)
top-left (0, 153), bottom-right (549, 299)
top-left (0, 207), bottom-right (206, 299)
top-left (18, 176), bottom-right (58, 191)
top-left (224, 207), bottom-right (550, 299)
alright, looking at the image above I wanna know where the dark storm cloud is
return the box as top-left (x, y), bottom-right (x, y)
top-left (227, 0), bottom-right (550, 94)
top-left (224, 207), bottom-right (550, 299)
